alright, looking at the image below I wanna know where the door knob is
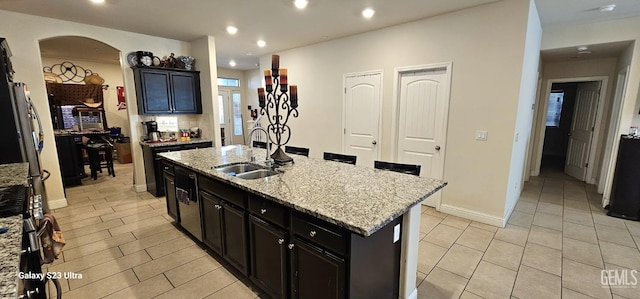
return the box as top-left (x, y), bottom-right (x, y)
top-left (372, 140), bottom-right (377, 145)
top-left (435, 145), bottom-right (441, 151)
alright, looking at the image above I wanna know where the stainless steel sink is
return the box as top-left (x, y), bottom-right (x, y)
top-left (214, 163), bottom-right (264, 174)
top-left (235, 169), bottom-right (281, 180)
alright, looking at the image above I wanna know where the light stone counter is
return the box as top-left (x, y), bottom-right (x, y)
top-left (159, 145), bottom-right (446, 236)
top-left (139, 138), bottom-right (212, 148)
top-left (0, 163), bottom-right (29, 188)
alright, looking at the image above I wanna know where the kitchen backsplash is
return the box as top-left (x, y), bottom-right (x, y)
top-left (140, 114), bottom-right (209, 139)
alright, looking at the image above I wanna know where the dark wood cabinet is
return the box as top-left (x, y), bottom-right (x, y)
top-left (201, 191), bottom-right (224, 255)
top-left (164, 173), bottom-right (178, 221)
top-left (608, 136), bottom-right (640, 220)
top-left (291, 237), bottom-right (345, 299)
top-left (142, 141), bottom-right (212, 197)
top-left (133, 67), bottom-right (202, 115)
top-left (54, 134), bottom-right (84, 186)
top-left (249, 216), bottom-right (288, 299)
top-left (222, 201), bottom-right (249, 275)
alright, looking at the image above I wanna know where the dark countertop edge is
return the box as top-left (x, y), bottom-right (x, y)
top-left (159, 155), bottom-right (447, 237)
top-left (139, 139), bottom-right (213, 148)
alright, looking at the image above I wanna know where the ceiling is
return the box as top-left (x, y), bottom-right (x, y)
top-left (2, 0), bottom-right (640, 69)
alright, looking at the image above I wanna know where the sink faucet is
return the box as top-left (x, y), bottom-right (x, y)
top-left (247, 127), bottom-right (273, 167)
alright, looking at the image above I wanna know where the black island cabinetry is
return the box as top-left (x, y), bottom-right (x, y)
top-left (162, 159), bottom-right (403, 299)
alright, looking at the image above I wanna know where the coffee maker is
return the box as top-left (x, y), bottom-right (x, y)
top-left (142, 120), bottom-right (160, 141)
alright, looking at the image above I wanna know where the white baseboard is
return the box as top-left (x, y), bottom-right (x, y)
top-left (401, 288), bottom-right (417, 299)
top-left (47, 198), bottom-right (68, 210)
top-left (135, 184), bottom-right (147, 193)
top-left (440, 204), bottom-right (505, 228)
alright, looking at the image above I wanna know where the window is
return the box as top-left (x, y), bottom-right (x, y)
top-left (546, 91), bottom-right (564, 127)
top-left (217, 77), bottom-right (240, 87)
top-left (232, 92), bottom-right (243, 135)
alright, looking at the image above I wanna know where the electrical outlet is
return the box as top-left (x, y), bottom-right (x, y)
top-left (476, 130), bottom-right (488, 141)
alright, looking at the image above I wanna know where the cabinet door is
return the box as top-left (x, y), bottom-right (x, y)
top-left (171, 72), bottom-right (202, 114)
top-left (164, 173), bottom-right (178, 220)
top-left (139, 70), bottom-right (172, 114)
top-left (249, 216), bottom-right (287, 299)
top-left (222, 202), bottom-right (249, 274)
top-left (201, 191), bottom-right (224, 255)
top-left (291, 238), bottom-right (345, 299)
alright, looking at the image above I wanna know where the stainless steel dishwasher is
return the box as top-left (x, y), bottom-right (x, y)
top-left (175, 166), bottom-right (203, 241)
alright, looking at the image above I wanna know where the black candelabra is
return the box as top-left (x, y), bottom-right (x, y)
top-left (257, 54), bottom-right (299, 164)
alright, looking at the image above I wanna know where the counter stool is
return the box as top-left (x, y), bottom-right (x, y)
top-left (85, 143), bottom-right (115, 180)
top-left (323, 152), bottom-right (357, 165)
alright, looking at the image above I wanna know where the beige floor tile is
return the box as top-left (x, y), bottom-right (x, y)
top-left (533, 212), bottom-right (563, 231)
top-left (519, 191), bottom-right (540, 203)
top-left (100, 204), bottom-right (154, 222)
top-left (119, 228), bottom-right (184, 255)
top-left (512, 265), bottom-right (561, 299)
top-left (595, 224), bottom-right (637, 248)
top-left (121, 207), bottom-right (169, 224)
top-left (423, 207), bottom-right (448, 219)
top-left (417, 267), bottom-right (469, 299)
top-left (63, 269), bottom-right (139, 298)
top-left (108, 215), bottom-right (169, 236)
top-left (633, 235), bottom-right (640, 249)
top-left (482, 239), bottom-right (524, 271)
top-left (59, 216), bottom-right (103, 232)
top-left (604, 263), bottom-right (640, 299)
top-left (205, 280), bottom-right (259, 299)
top-left (62, 229), bottom-right (112, 250)
top-left (494, 224), bottom-right (529, 247)
top-left (68, 250), bottom-right (152, 289)
top-left (626, 221), bottom-right (640, 237)
top-left (466, 261), bottom-right (516, 299)
top-left (52, 205), bottom-right (96, 219)
top-left (564, 221), bottom-right (598, 244)
top-left (164, 255), bottom-right (223, 287)
top-left (469, 221), bottom-right (498, 233)
top-left (62, 232), bottom-right (136, 261)
top-left (420, 213), bottom-right (443, 234)
top-left (441, 215), bottom-right (471, 230)
top-left (57, 207), bottom-right (117, 225)
top-left (103, 274), bottom-right (174, 299)
top-left (418, 240), bottom-right (448, 275)
top-left (455, 226), bottom-right (494, 251)
top-left (564, 199), bottom-right (591, 212)
top-left (537, 202), bottom-right (563, 216)
top-left (562, 288), bottom-right (599, 299)
top-left (521, 242), bottom-right (562, 276)
top-left (424, 224), bottom-right (463, 249)
top-left (528, 225), bottom-right (563, 250)
top-left (133, 245), bottom-right (207, 281)
top-left (149, 201), bottom-right (166, 210)
top-left (64, 218), bottom-right (124, 240)
top-left (507, 211), bottom-right (534, 228)
top-left (416, 271), bottom-right (427, 287)
top-left (155, 267), bottom-right (237, 299)
top-left (599, 241), bottom-right (640, 270)
top-left (145, 235), bottom-right (197, 259)
top-left (564, 208), bottom-right (594, 227)
top-left (514, 200), bottom-right (537, 214)
top-left (539, 193), bottom-right (563, 205)
top-left (592, 214), bottom-right (627, 229)
top-left (436, 244), bottom-right (483, 279)
top-left (459, 291), bottom-right (484, 299)
top-left (562, 259), bottom-right (612, 299)
top-left (49, 247), bottom-right (123, 273)
top-left (563, 238), bottom-right (604, 268)
top-left (130, 221), bottom-right (177, 239)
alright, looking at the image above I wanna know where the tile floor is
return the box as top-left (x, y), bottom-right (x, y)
top-left (45, 162), bottom-right (640, 298)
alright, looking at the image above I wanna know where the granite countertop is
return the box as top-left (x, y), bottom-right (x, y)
top-left (159, 146), bottom-right (447, 236)
top-left (0, 163), bottom-right (29, 188)
top-left (139, 138), bottom-right (213, 148)
top-left (0, 163), bottom-right (28, 299)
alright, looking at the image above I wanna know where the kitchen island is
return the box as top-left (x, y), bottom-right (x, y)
top-left (160, 145), bottom-right (446, 299)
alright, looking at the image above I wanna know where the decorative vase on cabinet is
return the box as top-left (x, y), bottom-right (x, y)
top-left (132, 66), bottom-right (202, 115)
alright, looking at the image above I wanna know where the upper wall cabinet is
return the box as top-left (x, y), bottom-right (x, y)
top-left (133, 67), bottom-right (202, 115)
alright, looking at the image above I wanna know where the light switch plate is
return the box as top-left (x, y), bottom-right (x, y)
top-left (476, 130), bottom-right (488, 141)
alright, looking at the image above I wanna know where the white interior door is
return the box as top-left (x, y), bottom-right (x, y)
top-left (397, 68), bottom-right (448, 207)
top-left (565, 81), bottom-right (600, 181)
top-left (218, 90), bottom-right (230, 145)
top-left (343, 73), bottom-right (382, 167)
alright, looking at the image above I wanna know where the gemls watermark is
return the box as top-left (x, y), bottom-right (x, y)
top-left (601, 269), bottom-right (638, 288)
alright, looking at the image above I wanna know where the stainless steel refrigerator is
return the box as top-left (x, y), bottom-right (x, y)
top-left (1, 37), bottom-right (48, 213)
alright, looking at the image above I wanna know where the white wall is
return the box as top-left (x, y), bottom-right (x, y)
top-left (40, 57), bottom-right (129, 136)
top-left (255, 0), bottom-right (537, 221)
top-left (0, 10), bottom-right (195, 208)
top-left (192, 36), bottom-right (219, 145)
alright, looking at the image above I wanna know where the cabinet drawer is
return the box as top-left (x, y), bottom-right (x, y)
top-left (249, 196), bottom-right (287, 228)
top-left (292, 215), bottom-right (346, 256)
top-left (199, 176), bottom-right (247, 208)
top-left (161, 160), bottom-right (175, 175)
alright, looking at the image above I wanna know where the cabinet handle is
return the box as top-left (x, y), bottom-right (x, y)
top-left (309, 230), bottom-right (316, 237)
top-left (170, 181), bottom-right (174, 185)
top-left (164, 166), bottom-right (169, 170)
top-left (288, 244), bottom-right (295, 250)
top-left (215, 204), bottom-right (222, 210)
top-left (278, 239), bottom-right (284, 245)
top-left (261, 208), bottom-right (267, 214)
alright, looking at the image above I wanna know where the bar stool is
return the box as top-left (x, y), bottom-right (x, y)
top-left (85, 143), bottom-right (115, 180)
top-left (323, 152), bottom-right (357, 165)
top-left (252, 141), bottom-right (267, 149)
top-left (285, 145), bottom-right (309, 157)
top-left (374, 160), bottom-right (421, 176)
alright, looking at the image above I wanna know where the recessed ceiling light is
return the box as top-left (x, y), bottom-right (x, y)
top-left (257, 40), bottom-right (266, 47)
top-left (90, 0), bottom-right (105, 4)
top-left (229, 60), bottom-right (237, 67)
top-left (600, 4), bottom-right (616, 12)
top-left (294, 0), bottom-right (308, 9)
top-left (362, 8), bottom-right (375, 18)
top-left (226, 26), bottom-right (238, 35)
